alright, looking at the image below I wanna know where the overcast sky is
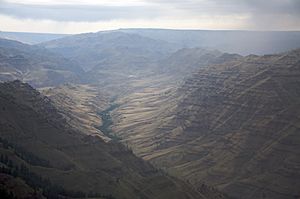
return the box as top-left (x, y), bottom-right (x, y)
top-left (0, 0), bottom-right (299, 33)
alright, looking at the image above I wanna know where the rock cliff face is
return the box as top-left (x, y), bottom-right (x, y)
top-left (0, 80), bottom-right (225, 199)
top-left (113, 49), bottom-right (300, 199)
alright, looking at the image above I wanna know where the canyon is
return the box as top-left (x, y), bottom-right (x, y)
top-left (0, 29), bottom-right (300, 199)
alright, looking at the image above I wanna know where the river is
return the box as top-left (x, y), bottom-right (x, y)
top-left (96, 104), bottom-right (120, 140)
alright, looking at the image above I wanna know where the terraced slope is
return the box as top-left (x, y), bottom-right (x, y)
top-left (112, 49), bottom-right (300, 199)
top-left (111, 49), bottom-right (244, 156)
top-left (0, 80), bottom-right (217, 199)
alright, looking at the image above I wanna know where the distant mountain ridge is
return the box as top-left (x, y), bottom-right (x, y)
top-left (120, 28), bottom-right (300, 55)
top-left (0, 31), bottom-right (68, 44)
top-left (0, 38), bottom-right (83, 87)
top-left (2, 29), bottom-right (300, 56)
top-left (40, 31), bottom-right (179, 71)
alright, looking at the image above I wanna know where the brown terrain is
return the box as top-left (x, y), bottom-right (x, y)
top-left (0, 80), bottom-right (225, 199)
top-left (42, 84), bottom-right (111, 141)
top-left (1, 29), bottom-right (300, 199)
top-left (111, 49), bottom-right (300, 199)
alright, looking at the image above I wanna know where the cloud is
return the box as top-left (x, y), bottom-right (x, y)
top-left (0, 0), bottom-right (299, 32)
top-left (0, 1), bottom-right (163, 22)
top-left (145, 0), bottom-right (300, 16)
top-left (145, 0), bottom-right (300, 30)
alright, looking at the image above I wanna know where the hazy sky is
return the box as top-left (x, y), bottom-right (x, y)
top-left (0, 0), bottom-right (300, 33)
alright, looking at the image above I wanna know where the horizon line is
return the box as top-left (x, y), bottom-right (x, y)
top-left (1, 28), bottom-right (300, 35)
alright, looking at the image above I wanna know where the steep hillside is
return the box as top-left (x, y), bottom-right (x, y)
top-left (41, 84), bottom-right (111, 141)
top-left (111, 49), bottom-right (243, 155)
top-left (112, 49), bottom-right (300, 199)
top-left (0, 173), bottom-right (45, 199)
top-left (0, 38), bottom-right (82, 87)
top-left (0, 80), bottom-right (224, 199)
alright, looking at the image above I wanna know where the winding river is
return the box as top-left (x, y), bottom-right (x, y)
top-left (96, 104), bottom-right (120, 140)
